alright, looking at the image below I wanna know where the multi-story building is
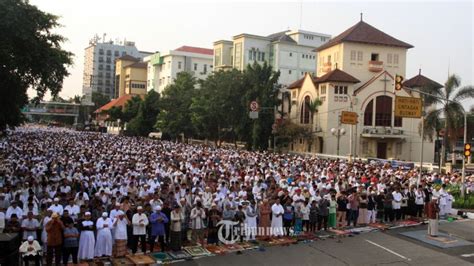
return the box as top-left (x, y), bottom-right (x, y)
top-left (82, 35), bottom-right (151, 99)
top-left (213, 30), bottom-right (331, 85)
top-left (285, 19), bottom-right (441, 163)
top-left (144, 46), bottom-right (213, 94)
top-left (115, 55), bottom-right (148, 97)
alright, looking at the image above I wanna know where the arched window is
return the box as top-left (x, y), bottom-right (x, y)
top-left (364, 99), bottom-right (374, 126)
top-left (375, 96), bottom-right (392, 126)
top-left (300, 96), bottom-right (311, 124)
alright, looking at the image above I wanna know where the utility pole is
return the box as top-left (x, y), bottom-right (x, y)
top-left (461, 112), bottom-right (467, 197)
top-left (418, 95), bottom-right (424, 186)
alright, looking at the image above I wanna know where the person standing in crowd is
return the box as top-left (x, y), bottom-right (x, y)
top-left (415, 186), bottom-right (426, 218)
top-left (384, 191), bottom-right (394, 222)
top-left (294, 205), bottom-right (303, 235)
top-left (149, 206), bottom-right (169, 252)
top-left (358, 193), bottom-right (369, 225)
top-left (282, 201), bottom-right (294, 236)
top-left (427, 196), bottom-right (439, 237)
top-left (318, 195), bottom-right (330, 231)
top-left (19, 236), bottom-right (42, 266)
top-left (6, 200), bottom-right (23, 221)
top-left (309, 200), bottom-right (319, 232)
top-left (207, 203), bottom-right (222, 245)
top-left (336, 192), bottom-right (347, 228)
top-left (392, 187), bottom-right (403, 221)
top-left (62, 221), bottom-right (79, 265)
top-left (258, 199), bottom-right (271, 237)
top-left (367, 191), bottom-right (377, 224)
top-left (190, 201), bottom-right (206, 246)
top-left (78, 212), bottom-right (95, 261)
top-left (21, 211), bottom-right (40, 241)
top-left (301, 200), bottom-right (310, 232)
top-left (132, 206), bottom-right (149, 254)
top-left (95, 212), bottom-right (113, 257)
top-left (244, 201), bottom-right (258, 241)
top-left (348, 191), bottom-right (359, 227)
top-left (113, 210), bottom-right (129, 257)
top-left (328, 194), bottom-right (337, 228)
top-left (271, 198), bottom-right (284, 237)
top-left (170, 205), bottom-right (184, 251)
top-left (0, 210), bottom-right (5, 233)
top-left (45, 212), bottom-right (64, 266)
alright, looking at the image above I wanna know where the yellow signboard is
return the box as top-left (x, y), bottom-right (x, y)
top-left (341, 111), bottom-right (358, 125)
top-left (395, 96), bottom-right (422, 118)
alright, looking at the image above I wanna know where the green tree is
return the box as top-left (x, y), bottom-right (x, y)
top-left (241, 62), bottom-right (281, 150)
top-left (422, 74), bottom-right (474, 165)
top-left (156, 72), bottom-right (196, 140)
top-left (92, 92), bottom-right (110, 111)
top-left (0, 0), bottom-right (73, 131)
top-left (307, 98), bottom-right (322, 124)
top-left (191, 70), bottom-right (245, 145)
top-left (106, 106), bottom-right (123, 121)
top-left (128, 90), bottom-right (160, 136)
top-left (122, 95), bottom-right (142, 122)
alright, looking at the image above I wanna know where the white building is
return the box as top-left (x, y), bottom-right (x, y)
top-left (213, 30), bottom-right (331, 85)
top-left (82, 35), bottom-right (151, 99)
top-left (144, 46), bottom-right (213, 94)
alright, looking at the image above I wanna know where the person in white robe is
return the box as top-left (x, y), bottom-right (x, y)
top-left (271, 199), bottom-right (284, 237)
top-left (244, 201), bottom-right (258, 241)
top-left (95, 212), bottom-right (113, 257)
top-left (78, 212), bottom-right (95, 260)
top-left (113, 210), bottom-right (129, 257)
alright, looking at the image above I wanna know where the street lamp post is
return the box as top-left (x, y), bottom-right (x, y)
top-left (461, 112), bottom-right (467, 197)
top-left (331, 127), bottom-right (346, 156)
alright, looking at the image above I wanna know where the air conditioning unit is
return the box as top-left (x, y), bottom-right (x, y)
top-left (363, 128), bottom-right (370, 134)
top-left (370, 128), bottom-right (378, 134)
top-left (385, 128), bottom-right (392, 134)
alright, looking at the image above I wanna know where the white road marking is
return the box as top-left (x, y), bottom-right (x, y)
top-left (365, 239), bottom-right (412, 261)
top-left (461, 253), bottom-right (474, 258)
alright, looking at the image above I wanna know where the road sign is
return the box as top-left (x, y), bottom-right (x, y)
top-left (395, 96), bottom-right (422, 118)
top-left (340, 111), bottom-right (358, 125)
top-left (249, 101), bottom-right (259, 112)
top-left (249, 111), bottom-right (259, 119)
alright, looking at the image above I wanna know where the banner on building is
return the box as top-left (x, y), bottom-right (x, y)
top-left (368, 158), bottom-right (415, 170)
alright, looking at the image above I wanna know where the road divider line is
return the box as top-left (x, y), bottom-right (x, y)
top-left (365, 239), bottom-right (411, 261)
top-left (461, 253), bottom-right (474, 258)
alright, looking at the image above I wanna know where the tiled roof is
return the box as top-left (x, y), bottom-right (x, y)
top-left (94, 94), bottom-right (141, 113)
top-left (267, 31), bottom-right (297, 44)
top-left (403, 72), bottom-right (443, 89)
top-left (314, 68), bottom-right (360, 84)
top-left (316, 20), bottom-right (414, 52)
top-left (126, 62), bottom-right (147, 68)
top-left (116, 54), bottom-right (139, 61)
top-left (287, 76), bottom-right (306, 89)
top-left (175, 46), bottom-right (213, 55)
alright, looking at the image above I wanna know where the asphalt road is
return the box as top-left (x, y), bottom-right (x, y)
top-left (176, 220), bottom-right (474, 266)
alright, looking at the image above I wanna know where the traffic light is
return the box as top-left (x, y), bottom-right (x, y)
top-left (464, 143), bottom-right (472, 158)
top-left (395, 75), bottom-right (404, 91)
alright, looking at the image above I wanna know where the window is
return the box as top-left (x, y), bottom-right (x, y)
top-left (106, 65), bottom-right (111, 71)
top-left (395, 116), bottom-right (402, 127)
top-left (300, 96), bottom-right (311, 124)
top-left (289, 52), bottom-right (292, 57)
top-left (364, 99), bottom-right (374, 126)
top-left (178, 62), bottom-right (182, 69)
top-left (261, 52), bottom-right (265, 61)
top-left (234, 43), bottom-right (242, 69)
top-left (248, 50), bottom-right (253, 60)
top-left (375, 96), bottom-right (392, 126)
top-left (194, 63), bottom-right (198, 71)
top-left (98, 64), bottom-right (103, 70)
top-left (350, 51), bottom-right (356, 61)
top-left (320, 37), bottom-right (325, 42)
top-left (99, 49), bottom-right (104, 55)
top-left (334, 85), bottom-right (348, 95)
top-left (106, 50), bottom-right (111, 56)
top-left (114, 51), bottom-right (119, 56)
top-left (320, 85), bottom-right (327, 95)
top-left (394, 54), bottom-right (399, 64)
top-left (203, 64), bottom-right (207, 74)
top-left (105, 72), bottom-right (110, 78)
top-left (302, 54), bottom-right (305, 59)
top-left (371, 53), bottom-right (379, 61)
top-left (122, 51), bottom-right (126, 56)
top-left (327, 55), bottom-right (331, 63)
top-left (387, 54), bottom-right (393, 64)
top-left (106, 57), bottom-right (111, 63)
top-left (168, 61), bottom-right (171, 69)
top-left (289, 70), bottom-right (292, 74)
top-left (357, 51), bottom-right (363, 61)
top-left (320, 96), bottom-right (326, 102)
top-left (99, 56), bottom-right (104, 62)
top-left (98, 72), bottom-right (103, 78)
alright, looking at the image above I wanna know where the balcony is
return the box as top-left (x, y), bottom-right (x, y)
top-left (322, 62), bottom-right (332, 73)
top-left (368, 60), bottom-right (383, 72)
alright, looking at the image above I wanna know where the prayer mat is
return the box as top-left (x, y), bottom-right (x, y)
top-left (329, 229), bottom-right (352, 235)
top-left (267, 237), bottom-right (297, 245)
top-left (400, 230), bottom-right (474, 249)
top-left (206, 245), bottom-right (228, 255)
top-left (348, 226), bottom-right (376, 234)
top-left (224, 243), bottom-right (245, 252)
top-left (369, 223), bottom-right (390, 230)
top-left (183, 246), bottom-right (211, 257)
top-left (112, 257), bottom-right (134, 266)
top-left (168, 250), bottom-right (193, 260)
top-left (125, 254), bottom-right (156, 265)
top-left (239, 242), bottom-right (258, 250)
top-left (151, 252), bottom-right (173, 263)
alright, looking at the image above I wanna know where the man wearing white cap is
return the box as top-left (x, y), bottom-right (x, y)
top-left (113, 210), bottom-right (129, 257)
top-left (48, 198), bottom-right (63, 215)
top-left (149, 205), bottom-right (169, 252)
top-left (271, 198), bottom-right (284, 237)
top-left (427, 196), bottom-right (439, 237)
top-left (78, 212), bottom-right (95, 260)
top-left (132, 206), bottom-right (148, 254)
top-left (19, 236), bottom-right (42, 266)
top-left (95, 212), bottom-right (113, 257)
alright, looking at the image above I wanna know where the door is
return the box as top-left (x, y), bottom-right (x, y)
top-left (377, 142), bottom-right (387, 159)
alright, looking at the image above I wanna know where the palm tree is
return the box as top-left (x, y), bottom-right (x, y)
top-left (422, 74), bottom-right (474, 166)
top-left (306, 98), bottom-right (323, 125)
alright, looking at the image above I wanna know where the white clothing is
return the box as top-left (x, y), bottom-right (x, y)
top-left (113, 217), bottom-right (129, 240)
top-left (78, 230), bottom-right (95, 260)
top-left (95, 218), bottom-right (113, 257)
top-left (64, 205), bottom-right (80, 219)
top-left (48, 204), bottom-right (64, 215)
top-left (190, 207), bottom-right (206, 229)
top-left (19, 240), bottom-right (42, 257)
top-left (6, 206), bottom-right (23, 220)
top-left (271, 203), bottom-right (284, 236)
top-left (132, 213), bottom-right (149, 235)
top-left (392, 192), bottom-right (402, 209)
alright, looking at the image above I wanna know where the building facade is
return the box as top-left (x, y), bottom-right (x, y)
top-left (144, 46), bottom-right (213, 94)
top-left (213, 30), bottom-right (331, 85)
top-left (286, 19), bottom-right (439, 163)
top-left (82, 35), bottom-right (151, 99)
top-left (115, 55), bottom-right (148, 98)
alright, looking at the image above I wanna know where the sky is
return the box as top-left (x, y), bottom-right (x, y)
top-left (29, 0), bottom-right (473, 104)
